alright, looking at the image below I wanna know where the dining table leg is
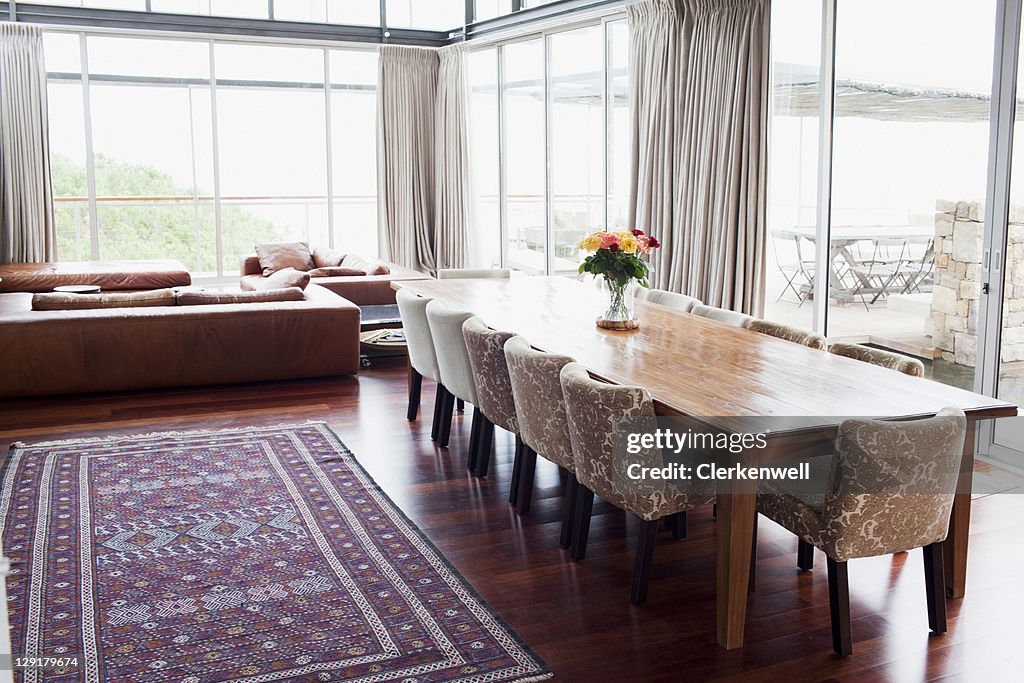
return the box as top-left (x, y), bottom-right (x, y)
top-left (944, 419), bottom-right (977, 599)
top-left (716, 476), bottom-right (758, 649)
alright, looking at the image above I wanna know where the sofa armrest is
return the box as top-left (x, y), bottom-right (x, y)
top-left (241, 254), bottom-right (261, 276)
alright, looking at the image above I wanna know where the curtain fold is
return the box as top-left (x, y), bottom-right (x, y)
top-left (434, 44), bottom-right (471, 270)
top-left (0, 23), bottom-right (56, 265)
top-left (377, 45), bottom-right (439, 273)
top-left (628, 0), bottom-right (769, 315)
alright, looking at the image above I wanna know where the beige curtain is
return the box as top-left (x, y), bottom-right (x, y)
top-left (0, 23), bottom-right (56, 264)
top-left (628, 0), bottom-right (769, 315)
top-left (627, 0), bottom-right (691, 294)
top-left (434, 44), bottom-right (470, 270)
top-left (377, 45), bottom-right (439, 273)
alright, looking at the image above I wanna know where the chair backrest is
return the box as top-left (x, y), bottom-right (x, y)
top-left (503, 335), bottom-right (576, 470)
top-left (691, 304), bottom-right (753, 328)
top-left (822, 407), bottom-right (967, 561)
top-left (828, 341), bottom-right (924, 377)
top-left (560, 362), bottom-right (665, 519)
top-left (425, 299), bottom-right (478, 405)
top-left (462, 316), bottom-right (518, 434)
top-left (748, 319), bottom-right (827, 350)
top-left (437, 268), bottom-right (512, 280)
top-left (396, 288), bottom-right (440, 383)
top-left (638, 288), bottom-right (701, 313)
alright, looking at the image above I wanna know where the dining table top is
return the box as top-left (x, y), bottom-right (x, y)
top-left (393, 276), bottom-right (1016, 435)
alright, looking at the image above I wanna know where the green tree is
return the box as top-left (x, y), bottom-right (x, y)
top-left (52, 153), bottom-right (281, 272)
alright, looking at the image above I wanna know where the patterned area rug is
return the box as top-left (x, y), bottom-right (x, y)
top-left (1, 423), bottom-right (551, 683)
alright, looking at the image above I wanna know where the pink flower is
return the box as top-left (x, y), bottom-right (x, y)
top-left (600, 232), bottom-right (620, 248)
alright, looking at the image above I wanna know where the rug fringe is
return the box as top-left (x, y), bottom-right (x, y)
top-left (512, 673), bottom-right (554, 683)
top-left (11, 421), bottom-right (327, 449)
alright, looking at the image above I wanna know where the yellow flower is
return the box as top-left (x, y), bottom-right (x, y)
top-left (619, 235), bottom-right (639, 253)
top-left (578, 235), bottom-right (603, 252)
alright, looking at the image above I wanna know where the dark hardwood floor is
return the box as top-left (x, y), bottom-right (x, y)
top-left (2, 358), bottom-right (1023, 682)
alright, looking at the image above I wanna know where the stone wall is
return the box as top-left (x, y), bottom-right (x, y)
top-left (931, 200), bottom-right (1024, 366)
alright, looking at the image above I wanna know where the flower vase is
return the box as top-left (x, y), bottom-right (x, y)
top-left (597, 277), bottom-right (639, 330)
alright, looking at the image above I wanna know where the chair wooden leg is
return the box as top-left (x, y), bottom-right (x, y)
top-left (456, 398), bottom-right (465, 412)
top-left (509, 437), bottom-right (524, 506)
top-left (669, 511), bottom-right (687, 540)
top-left (475, 418), bottom-right (495, 478)
top-left (924, 542), bottom-right (947, 635)
top-left (798, 538), bottom-right (815, 571)
top-left (559, 473), bottom-right (578, 549)
top-left (407, 366), bottom-right (422, 421)
top-left (467, 407), bottom-right (482, 472)
top-left (430, 384), bottom-right (446, 441)
top-left (438, 388), bottom-right (456, 448)
top-left (630, 518), bottom-right (660, 604)
top-left (570, 486), bottom-right (595, 562)
top-left (827, 557), bottom-right (853, 657)
top-left (712, 502), bottom-right (717, 520)
top-left (516, 446), bottom-right (538, 515)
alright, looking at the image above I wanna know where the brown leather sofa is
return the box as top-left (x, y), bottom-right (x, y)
top-left (240, 255), bottom-right (430, 306)
top-left (0, 284), bottom-right (361, 398)
top-left (0, 259), bottom-right (191, 292)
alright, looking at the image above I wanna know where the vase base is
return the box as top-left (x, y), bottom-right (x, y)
top-left (596, 317), bottom-right (640, 331)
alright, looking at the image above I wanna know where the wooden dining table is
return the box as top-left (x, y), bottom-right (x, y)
top-left (391, 275), bottom-right (1018, 650)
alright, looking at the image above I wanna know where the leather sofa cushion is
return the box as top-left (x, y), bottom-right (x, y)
top-left (342, 254), bottom-right (391, 276)
top-left (255, 241), bottom-right (315, 276)
top-left (0, 260), bottom-right (191, 293)
top-left (251, 268), bottom-right (310, 291)
top-left (32, 288), bottom-right (177, 311)
top-left (312, 246), bottom-right (346, 268)
top-left (176, 287), bottom-right (305, 306)
top-left (308, 266), bottom-right (365, 277)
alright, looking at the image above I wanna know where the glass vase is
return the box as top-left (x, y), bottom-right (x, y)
top-left (598, 277), bottom-right (637, 328)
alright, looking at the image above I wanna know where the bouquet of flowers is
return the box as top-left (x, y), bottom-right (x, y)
top-left (578, 229), bottom-right (661, 324)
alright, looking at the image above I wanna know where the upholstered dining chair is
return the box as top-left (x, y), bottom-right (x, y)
top-left (462, 317), bottom-right (519, 479)
top-left (437, 268), bottom-right (512, 279)
top-left (503, 335), bottom-right (578, 547)
top-left (747, 319), bottom-right (827, 350)
top-left (829, 341), bottom-right (925, 377)
top-left (690, 304), bottom-right (754, 328)
top-left (756, 407), bottom-right (967, 656)
top-left (560, 363), bottom-right (715, 603)
top-left (425, 300), bottom-right (480, 452)
top-left (637, 288), bottom-right (702, 313)
top-left (396, 288), bottom-right (447, 436)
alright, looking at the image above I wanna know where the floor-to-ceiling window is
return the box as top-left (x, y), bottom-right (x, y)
top-left (501, 38), bottom-right (547, 273)
top-left (765, 0), bottom-right (998, 394)
top-left (468, 47), bottom-right (502, 268)
top-left (44, 31), bottom-right (378, 277)
top-left (469, 16), bottom-right (628, 274)
top-left (548, 25), bottom-right (604, 274)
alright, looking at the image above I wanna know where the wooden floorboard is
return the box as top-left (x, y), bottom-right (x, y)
top-left (2, 357), bottom-right (1023, 682)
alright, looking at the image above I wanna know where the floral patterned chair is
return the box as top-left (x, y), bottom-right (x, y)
top-left (747, 319), bottom-right (827, 349)
top-left (503, 335), bottom-right (578, 547)
top-left (756, 407), bottom-right (967, 655)
top-left (462, 317), bottom-right (518, 480)
top-left (690, 303), bottom-right (754, 328)
top-left (829, 341), bottom-right (925, 377)
top-left (559, 362), bottom-right (715, 604)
